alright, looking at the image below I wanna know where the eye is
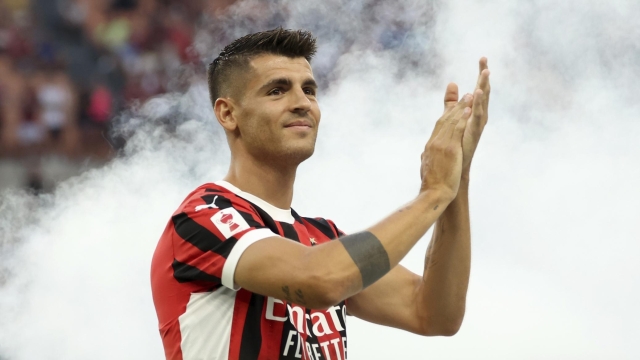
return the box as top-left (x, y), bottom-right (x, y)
top-left (304, 87), bottom-right (317, 96)
top-left (268, 88), bottom-right (284, 96)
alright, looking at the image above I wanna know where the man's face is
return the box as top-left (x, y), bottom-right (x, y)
top-left (233, 54), bottom-right (321, 166)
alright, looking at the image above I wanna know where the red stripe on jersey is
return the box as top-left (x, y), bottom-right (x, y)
top-left (228, 290), bottom-right (252, 359)
top-left (159, 319), bottom-right (183, 360)
top-left (273, 220), bottom-right (285, 237)
top-left (293, 221), bottom-right (313, 247)
top-left (258, 297), bottom-right (285, 359)
top-left (302, 220), bottom-right (336, 245)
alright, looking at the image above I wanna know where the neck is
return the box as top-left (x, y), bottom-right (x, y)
top-left (224, 153), bottom-right (297, 209)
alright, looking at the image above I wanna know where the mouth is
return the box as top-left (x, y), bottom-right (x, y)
top-left (284, 120), bottom-right (313, 129)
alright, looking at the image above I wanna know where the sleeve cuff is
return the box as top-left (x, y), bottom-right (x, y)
top-left (221, 228), bottom-right (276, 290)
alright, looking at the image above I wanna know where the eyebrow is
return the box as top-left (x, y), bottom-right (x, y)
top-left (258, 77), bottom-right (318, 92)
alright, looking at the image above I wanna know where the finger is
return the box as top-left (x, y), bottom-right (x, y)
top-left (429, 90), bottom-right (471, 141)
top-left (479, 57), bottom-right (488, 73)
top-left (478, 69), bottom-right (490, 93)
top-left (476, 58), bottom-right (490, 92)
top-left (443, 83), bottom-right (459, 111)
top-left (437, 93), bottom-right (473, 140)
top-left (477, 68), bottom-right (491, 120)
top-left (452, 106), bottom-right (472, 141)
top-left (452, 93), bottom-right (474, 113)
top-left (470, 89), bottom-right (484, 129)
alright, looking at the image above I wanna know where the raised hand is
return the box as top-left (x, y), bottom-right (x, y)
top-left (420, 93), bottom-right (474, 200)
top-left (462, 58), bottom-right (491, 173)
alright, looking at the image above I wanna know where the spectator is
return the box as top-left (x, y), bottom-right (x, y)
top-left (0, 52), bottom-right (28, 155)
top-left (31, 61), bottom-right (80, 156)
top-left (87, 82), bottom-right (114, 125)
top-left (93, 8), bottom-right (133, 55)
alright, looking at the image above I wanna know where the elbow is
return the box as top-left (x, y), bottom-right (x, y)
top-left (309, 291), bottom-right (342, 311)
top-left (297, 287), bottom-right (342, 310)
top-left (302, 268), bottom-right (349, 310)
top-left (307, 278), bottom-right (346, 310)
top-left (418, 314), bottom-right (464, 337)
top-left (424, 324), bottom-right (461, 337)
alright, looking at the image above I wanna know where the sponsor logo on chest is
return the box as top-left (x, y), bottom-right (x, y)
top-left (266, 297), bottom-right (347, 360)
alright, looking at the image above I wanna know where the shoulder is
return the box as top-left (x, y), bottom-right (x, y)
top-left (176, 182), bottom-right (257, 216)
top-left (173, 183), bottom-right (266, 235)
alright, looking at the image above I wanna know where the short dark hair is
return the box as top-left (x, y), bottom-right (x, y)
top-left (207, 28), bottom-right (317, 105)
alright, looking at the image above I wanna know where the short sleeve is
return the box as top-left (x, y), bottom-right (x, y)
top-left (171, 192), bottom-right (276, 290)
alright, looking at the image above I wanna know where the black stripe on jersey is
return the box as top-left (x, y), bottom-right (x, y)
top-left (278, 316), bottom-right (301, 359)
top-left (329, 221), bottom-right (345, 237)
top-left (237, 210), bottom-right (265, 229)
top-left (199, 194), bottom-right (219, 207)
top-left (249, 202), bottom-right (280, 234)
top-left (172, 259), bottom-right (222, 283)
top-left (239, 293), bottom-right (264, 360)
top-left (291, 209), bottom-right (304, 224)
top-left (280, 223), bottom-right (301, 243)
top-left (208, 195), bottom-right (233, 209)
top-left (336, 300), bottom-right (348, 332)
top-left (304, 218), bottom-right (338, 240)
top-left (212, 237), bottom-right (239, 259)
top-left (172, 212), bottom-right (237, 257)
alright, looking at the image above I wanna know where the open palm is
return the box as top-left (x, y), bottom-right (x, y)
top-left (443, 58), bottom-right (491, 174)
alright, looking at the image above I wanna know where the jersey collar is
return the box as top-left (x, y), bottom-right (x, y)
top-left (214, 180), bottom-right (295, 224)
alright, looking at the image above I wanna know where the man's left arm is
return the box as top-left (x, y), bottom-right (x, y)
top-left (346, 180), bottom-right (470, 336)
top-left (417, 178), bottom-right (471, 335)
top-left (347, 58), bottom-right (490, 336)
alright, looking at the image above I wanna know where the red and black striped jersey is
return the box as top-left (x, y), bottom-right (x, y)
top-left (151, 181), bottom-right (348, 360)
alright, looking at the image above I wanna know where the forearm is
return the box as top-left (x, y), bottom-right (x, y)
top-left (368, 190), bottom-right (455, 266)
top-left (308, 190), bottom-right (452, 305)
top-left (418, 179), bottom-right (471, 333)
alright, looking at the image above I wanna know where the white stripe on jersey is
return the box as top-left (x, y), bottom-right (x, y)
top-left (179, 287), bottom-right (236, 360)
top-left (222, 228), bottom-right (276, 290)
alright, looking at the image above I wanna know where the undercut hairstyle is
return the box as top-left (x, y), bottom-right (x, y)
top-left (207, 28), bottom-right (317, 106)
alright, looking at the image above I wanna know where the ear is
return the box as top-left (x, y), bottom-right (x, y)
top-left (214, 97), bottom-right (238, 131)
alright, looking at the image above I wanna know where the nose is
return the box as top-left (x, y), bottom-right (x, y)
top-left (289, 87), bottom-right (312, 114)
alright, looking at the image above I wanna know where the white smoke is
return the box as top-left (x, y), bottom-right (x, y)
top-left (1, 0), bottom-right (639, 359)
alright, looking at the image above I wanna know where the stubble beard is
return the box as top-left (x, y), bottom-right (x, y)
top-left (249, 131), bottom-right (317, 170)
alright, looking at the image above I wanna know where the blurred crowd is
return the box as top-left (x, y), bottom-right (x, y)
top-left (0, 0), bottom-right (239, 161)
top-left (0, 0), bottom-right (239, 191)
top-left (0, 0), bottom-right (430, 193)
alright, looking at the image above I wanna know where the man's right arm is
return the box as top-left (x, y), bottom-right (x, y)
top-left (235, 190), bottom-right (451, 309)
top-left (235, 93), bottom-right (474, 309)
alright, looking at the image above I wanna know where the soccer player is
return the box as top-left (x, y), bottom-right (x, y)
top-left (151, 28), bottom-right (490, 360)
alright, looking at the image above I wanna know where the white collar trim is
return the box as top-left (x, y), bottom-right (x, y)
top-left (214, 180), bottom-right (295, 224)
